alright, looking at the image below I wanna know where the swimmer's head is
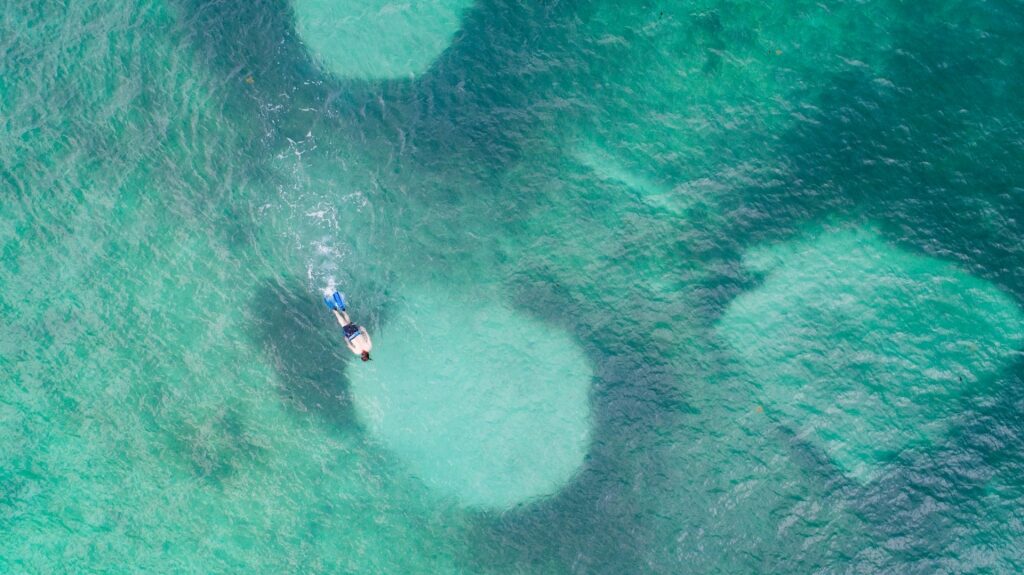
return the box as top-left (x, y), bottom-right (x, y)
top-left (361, 351), bottom-right (371, 362)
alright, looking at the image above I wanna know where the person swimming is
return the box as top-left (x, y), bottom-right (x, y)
top-left (324, 291), bottom-right (373, 361)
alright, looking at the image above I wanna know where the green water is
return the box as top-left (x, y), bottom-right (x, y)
top-left (3, 0), bottom-right (1024, 572)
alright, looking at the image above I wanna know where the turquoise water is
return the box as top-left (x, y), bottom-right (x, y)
top-left (3, 0), bottom-right (1024, 572)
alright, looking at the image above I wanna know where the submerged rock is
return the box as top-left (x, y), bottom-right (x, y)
top-left (349, 285), bottom-right (592, 508)
top-left (291, 0), bottom-right (473, 80)
top-left (718, 227), bottom-right (1024, 481)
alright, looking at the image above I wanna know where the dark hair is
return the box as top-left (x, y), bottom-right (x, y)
top-left (361, 351), bottom-right (371, 362)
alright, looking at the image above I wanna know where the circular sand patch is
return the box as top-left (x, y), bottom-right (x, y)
top-left (718, 227), bottom-right (1024, 481)
top-left (349, 286), bottom-right (593, 508)
top-left (292, 0), bottom-right (473, 80)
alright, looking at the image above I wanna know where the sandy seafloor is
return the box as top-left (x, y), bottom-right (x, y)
top-left (3, 0), bottom-right (1024, 573)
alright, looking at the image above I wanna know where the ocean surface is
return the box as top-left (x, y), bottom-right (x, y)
top-left (3, 0), bottom-right (1024, 572)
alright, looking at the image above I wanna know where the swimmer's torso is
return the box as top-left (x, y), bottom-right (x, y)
top-left (335, 310), bottom-right (372, 355)
top-left (344, 323), bottom-right (372, 354)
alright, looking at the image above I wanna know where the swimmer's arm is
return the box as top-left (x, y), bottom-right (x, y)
top-left (362, 331), bottom-right (373, 351)
top-left (345, 339), bottom-right (360, 355)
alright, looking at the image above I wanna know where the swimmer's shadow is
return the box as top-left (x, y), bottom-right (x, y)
top-left (249, 280), bottom-right (359, 430)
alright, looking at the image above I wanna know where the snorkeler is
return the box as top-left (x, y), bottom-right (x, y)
top-left (324, 291), bottom-right (373, 361)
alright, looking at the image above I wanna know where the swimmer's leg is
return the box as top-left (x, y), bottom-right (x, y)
top-left (333, 309), bottom-right (352, 326)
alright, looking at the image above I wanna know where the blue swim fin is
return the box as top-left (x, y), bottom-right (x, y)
top-left (324, 291), bottom-right (347, 311)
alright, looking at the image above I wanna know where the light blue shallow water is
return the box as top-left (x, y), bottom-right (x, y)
top-left (3, 0), bottom-right (1024, 573)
